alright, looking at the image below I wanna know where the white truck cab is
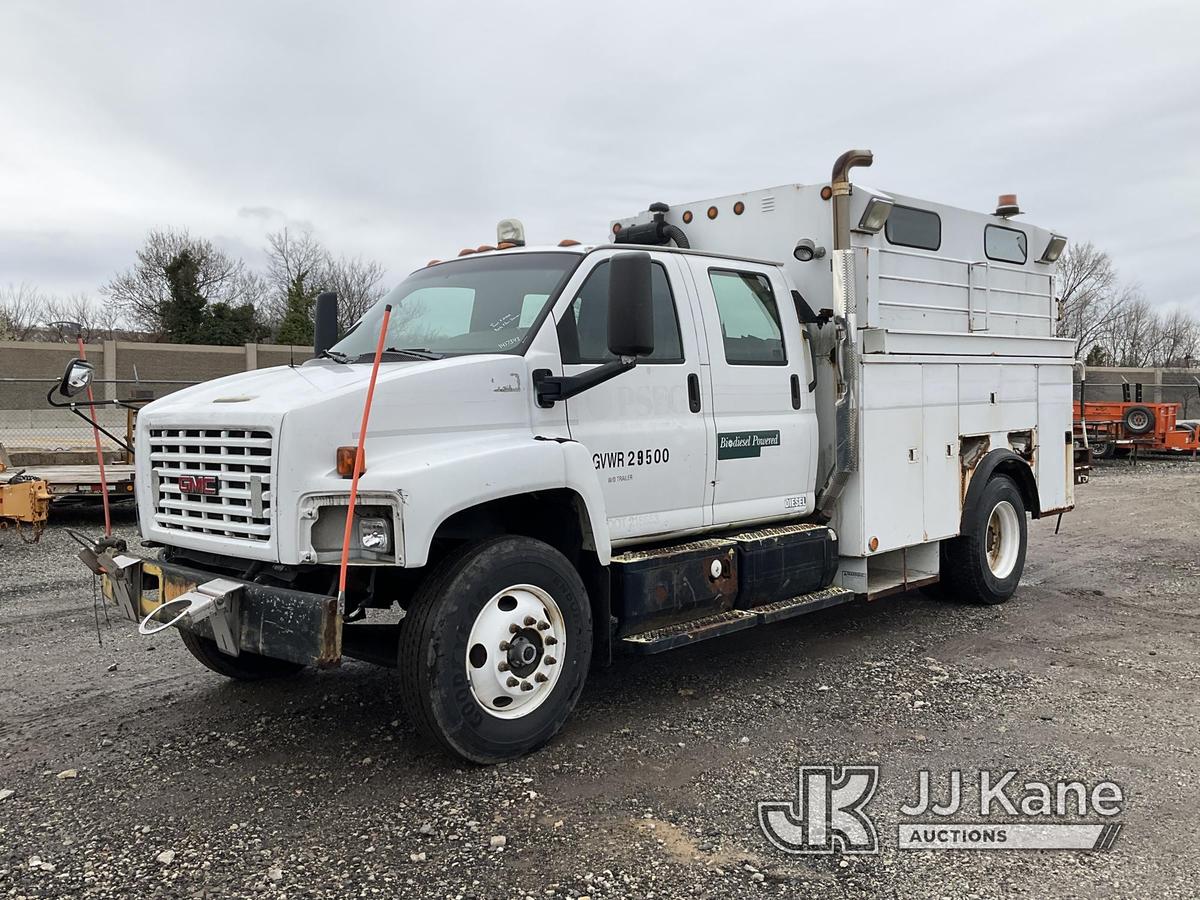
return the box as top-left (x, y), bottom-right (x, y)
top-left (81, 150), bottom-right (1079, 762)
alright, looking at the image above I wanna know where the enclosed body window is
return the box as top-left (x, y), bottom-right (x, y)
top-left (985, 224), bottom-right (1028, 264)
top-left (885, 205), bottom-right (941, 251)
top-left (708, 270), bottom-right (786, 365)
top-left (558, 260), bottom-right (683, 364)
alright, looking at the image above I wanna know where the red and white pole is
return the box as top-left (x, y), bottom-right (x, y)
top-left (336, 305), bottom-right (392, 616)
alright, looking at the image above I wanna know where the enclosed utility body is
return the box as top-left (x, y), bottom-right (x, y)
top-left (78, 151), bottom-right (1077, 763)
top-left (611, 176), bottom-right (1075, 595)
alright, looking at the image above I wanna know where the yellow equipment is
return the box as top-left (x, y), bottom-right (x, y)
top-left (1, 459), bottom-right (51, 542)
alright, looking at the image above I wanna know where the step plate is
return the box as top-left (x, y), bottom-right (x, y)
top-left (621, 585), bottom-right (856, 654)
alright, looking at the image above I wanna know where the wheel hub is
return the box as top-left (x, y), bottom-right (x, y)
top-left (465, 585), bottom-right (566, 719)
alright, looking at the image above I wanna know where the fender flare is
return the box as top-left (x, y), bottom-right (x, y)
top-left (960, 448), bottom-right (1042, 529)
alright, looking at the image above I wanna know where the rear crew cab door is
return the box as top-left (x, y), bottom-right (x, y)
top-left (683, 257), bottom-right (817, 525)
top-left (551, 251), bottom-right (713, 542)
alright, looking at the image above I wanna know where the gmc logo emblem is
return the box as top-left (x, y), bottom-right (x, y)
top-left (178, 475), bottom-right (218, 495)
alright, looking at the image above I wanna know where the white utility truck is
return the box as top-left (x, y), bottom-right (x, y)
top-left (76, 150), bottom-right (1077, 762)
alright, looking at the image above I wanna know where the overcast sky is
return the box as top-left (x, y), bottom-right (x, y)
top-left (2, 1), bottom-right (1198, 315)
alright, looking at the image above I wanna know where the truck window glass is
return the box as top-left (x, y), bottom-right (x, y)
top-left (558, 261), bottom-right (684, 364)
top-left (708, 269), bottom-right (786, 365)
top-left (984, 224), bottom-right (1028, 264)
top-left (330, 253), bottom-right (578, 358)
top-left (885, 204), bottom-right (941, 251)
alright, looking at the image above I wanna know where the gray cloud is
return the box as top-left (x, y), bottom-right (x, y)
top-left (1, 1), bottom-right (1197, 311)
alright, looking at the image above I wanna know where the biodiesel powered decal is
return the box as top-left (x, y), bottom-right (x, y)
top-left (717, 430), bottom-right (781, 460)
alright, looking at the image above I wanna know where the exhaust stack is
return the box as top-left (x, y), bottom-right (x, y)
top-left (816, 149), bottom-right (873, 521)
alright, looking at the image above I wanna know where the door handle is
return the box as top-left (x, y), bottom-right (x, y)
top-left (790, 374), bottom-right (802, 409)
top-left (687, 373), bottom-right (702, 413)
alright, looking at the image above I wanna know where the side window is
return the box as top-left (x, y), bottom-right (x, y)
top-left (558, 261), bottom-right (684, 364)
top-left (708, 269), bottom-right (786, 365)
top-left (984, 224), bottom-right (1028, 264)
top-left (885, 205), bottom-right (941, 251)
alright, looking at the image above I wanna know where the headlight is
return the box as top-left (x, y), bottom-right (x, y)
top-left (358, 517), bottom-right (391, 552)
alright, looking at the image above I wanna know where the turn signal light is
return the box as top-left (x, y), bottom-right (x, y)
top-left (336, 446), bottom-right (363, 478)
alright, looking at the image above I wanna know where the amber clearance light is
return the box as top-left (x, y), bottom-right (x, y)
top-left (336, 446), bottom-right (364, 478)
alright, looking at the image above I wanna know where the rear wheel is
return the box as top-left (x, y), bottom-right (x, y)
top-left (1090, 439), bottom-right (1116, 460)
top-left (940, 474), bottom-right (1027, 605)
top-left (398, 536), bottom-right (592, 763)
top-left (179, 630), bottom-right (305, 680)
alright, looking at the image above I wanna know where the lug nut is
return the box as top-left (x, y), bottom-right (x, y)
top-left (520, 681), bottom-right (533, 692)
top-left (523, 616), bottom-right (536, 626)
top-left (498, 661), bottom-right (510, 672)
top-left (499, 640), bottom-right (510, 651)
top-left (509, 623), bottom-right (520, 634)
top-left (535, 673), bottom-right (548, 683)
top-left (506, 676), bottom-right (519, 687)
top-left (544, 636), bottom-right (557, 646)
top-left (544, 656), bottom-right (557, 666)
top-left (537, 620), bottom-right (550, 631)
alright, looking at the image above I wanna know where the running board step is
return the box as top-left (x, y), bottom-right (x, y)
top-left (620, 585), bottom-right (856, 654)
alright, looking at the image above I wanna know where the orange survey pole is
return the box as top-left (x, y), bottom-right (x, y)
top-left (76, 333), bottom-right (112, 538)
top-left (337, 304), bottom-right (392, 616)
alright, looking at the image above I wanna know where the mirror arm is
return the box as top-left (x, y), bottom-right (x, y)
top-left (44, 386), bottom-right (137, 454)
top-left (533, 357), bottom-right (637, 408)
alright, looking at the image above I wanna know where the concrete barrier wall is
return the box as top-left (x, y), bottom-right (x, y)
top-left (0, 340), bottom-right (310, 453)
top-left (1080, 367), bottom-right (1200, 418)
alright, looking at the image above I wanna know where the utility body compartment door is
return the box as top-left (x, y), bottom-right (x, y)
top-left (683, 258), bottom-right (817, 526)
top-left (552, 252), bottom-right (713, 542)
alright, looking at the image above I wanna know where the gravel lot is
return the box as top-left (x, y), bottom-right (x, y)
top-left (1, 461), bottom-right (1198, 899)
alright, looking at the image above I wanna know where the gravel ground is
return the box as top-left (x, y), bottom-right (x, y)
top-left (1, 460), bottom-right (1198, 899)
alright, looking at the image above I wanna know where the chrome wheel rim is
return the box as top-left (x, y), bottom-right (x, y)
top-left (985, 500), bottom-right (1020, 579)
top-left (465, 584), bottom-right (566, 720)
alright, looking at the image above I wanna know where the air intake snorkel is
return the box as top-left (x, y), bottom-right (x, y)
top-left (614, 202), bottom-right (690, 248)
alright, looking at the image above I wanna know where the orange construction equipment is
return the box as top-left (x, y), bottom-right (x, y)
top-left (0, 454), bottom-right (52, 542)
top-left (1074, 399), bottom-right (1200, 459)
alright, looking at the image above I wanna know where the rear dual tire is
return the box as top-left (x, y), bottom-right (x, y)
top-left (940, 474), bottom-right (1028, 606)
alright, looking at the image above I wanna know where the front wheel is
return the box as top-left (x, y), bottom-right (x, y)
top-left (940, 474), bottom-right (1028, 605)
top-left (397, 536), bottom-right (592, 763)
top-left (179, 630), bottom-right (306, 680)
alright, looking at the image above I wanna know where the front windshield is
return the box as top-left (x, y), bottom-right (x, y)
top-left (330, 252), bottom-right (579, 359)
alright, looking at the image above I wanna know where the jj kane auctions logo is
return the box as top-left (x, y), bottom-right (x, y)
top-left (758, 766), bottom-right (1124, 853)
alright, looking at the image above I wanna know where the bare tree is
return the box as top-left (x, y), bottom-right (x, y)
top-left (102, 228), bottom-right (263, 335)
top-left (0, 283), bottom-right (45, 339)
top-left (263, 229), bottom-right (390, 334)
top-left (42, 293), bottom-right (124, 342)
top-left (324, 254), bottom-right (388, 327)
top-left (1056, 242), bottom-right (1127, 354)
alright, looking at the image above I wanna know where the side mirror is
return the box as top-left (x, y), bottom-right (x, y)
top-left (313, 291), bottom-right (339, 357)
top-left (607, 252), bottom-right (654, 358)
top-left (58, 359), bottom-right (94, 398)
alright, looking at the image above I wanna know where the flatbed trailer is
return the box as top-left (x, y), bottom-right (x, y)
top-left (1074, 400), bottom-right (1200, 459)
top-left (26, 463), bottom-right (137, 506)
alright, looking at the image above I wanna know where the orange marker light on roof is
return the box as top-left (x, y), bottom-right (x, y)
top-left (707, 206), bottom-right (718, 220)
top-left (558, 239), bottom-right (580, 247)
top-left (458, 248), bottom-right (476, 256)
top-left (497, 241), bottom-right (517, 249)
top-left (426, 259), bottom-right (441, 267)
top-left (477, 244), bottom-right (496, 252)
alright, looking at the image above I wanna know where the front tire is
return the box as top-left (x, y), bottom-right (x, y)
top-left (940, 474), bottom-right (1028, 605)
top-left (398, 536), bottom-right (592, 763)
top-left (179, 630), bottom-right (305, 680)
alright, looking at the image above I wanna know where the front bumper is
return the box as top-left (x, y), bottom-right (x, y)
top-left (85, 550), bottom-right (341, 668)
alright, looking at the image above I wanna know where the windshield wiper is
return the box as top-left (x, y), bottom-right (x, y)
top-left (317, 348), bottom-right (351, 364)
top-left (358, 347), bottom-right (444, 362)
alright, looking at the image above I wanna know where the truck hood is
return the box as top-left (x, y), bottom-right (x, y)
top-left (140, 355), bottom-right (530, 420)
